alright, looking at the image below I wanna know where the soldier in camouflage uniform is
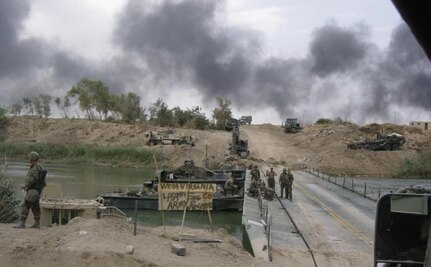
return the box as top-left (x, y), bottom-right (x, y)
top-left (263, 187), bottom-right (275, 201)
top-left (279, 168), bottom-right (294, 200)
top-left (224, 173), bottom-right (238, 196)
top-left (14, 151), bottom-right (45, 229)
top-left (250, 165), bottom-right (260, 180)
top-left (248, 166), bottom-right (266, 198)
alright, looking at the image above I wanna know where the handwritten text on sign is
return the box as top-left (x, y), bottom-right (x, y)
top-left (158, 183), bottom-right (216, 211)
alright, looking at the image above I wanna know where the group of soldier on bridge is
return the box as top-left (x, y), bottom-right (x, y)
top-left (247, 165), bottom-right (294, 201)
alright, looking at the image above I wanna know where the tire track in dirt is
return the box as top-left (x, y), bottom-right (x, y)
top-left (241, 125), bottom-right (308, 168)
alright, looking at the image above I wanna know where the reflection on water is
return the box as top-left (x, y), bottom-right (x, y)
top-left (5, 160), bottom-right (243, 239)
top-left (6, 160), bottom-right (152, 198)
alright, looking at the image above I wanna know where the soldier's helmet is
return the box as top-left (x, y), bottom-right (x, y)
top-left (253, 165), bottom-right (258, 169)
top-left (282, 168), bottom-right (287, 172)
top-left (28, 151), bottom-right (40, 161)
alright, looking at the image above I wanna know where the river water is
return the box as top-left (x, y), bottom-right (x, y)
top-left (4, 160), bottom-right (243, 238)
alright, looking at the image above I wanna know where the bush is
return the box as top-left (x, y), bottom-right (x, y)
top-left (395, 150), bottom-right (431, 178)
top-left (315, 118), bottom-right (333, 124)
top-left (315, 117), bottom-right (356, 127)
top-left (0, 163), bottom-right (19, 223)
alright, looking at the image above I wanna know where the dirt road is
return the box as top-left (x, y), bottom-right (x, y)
top-left (242, 124), bottom-right (309, 168)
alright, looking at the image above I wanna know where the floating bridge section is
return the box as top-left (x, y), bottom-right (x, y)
top-left (241, 170), bottom-right (314, 265)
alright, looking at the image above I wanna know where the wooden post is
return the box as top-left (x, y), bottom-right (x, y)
top-left (378, 188), bottom-right (381, 199)
top-left (205, 144), bottom-right (208, 169)
top-left (179, 179), bottom-right (193, 242)
top-left (343, 178), bottom-right (346, 188)
top-left (134, 199), bottom-right (138, 236)
top-left (153, 155), bottom-right (165, 235)
top-left (352, 180), bottom-right (355, 192)
top-left (207, 209), bottom-right (214, 232)
top-left (364, 183), bottom-right (367, 197)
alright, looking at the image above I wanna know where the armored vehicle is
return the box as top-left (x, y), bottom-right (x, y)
top-left (347, 133), bottom-right (405, 151)
top-left (145, 131), bottom-right (195, 146)
top-left (374, 185), bottom-right (431, 266)
top-left (239, 115), bottom-right (252, 125)
top-left (283, 118), bottom-right (301, 133)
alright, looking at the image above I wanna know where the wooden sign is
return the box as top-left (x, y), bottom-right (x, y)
top-left (158, 183), bottom-right (216, 211)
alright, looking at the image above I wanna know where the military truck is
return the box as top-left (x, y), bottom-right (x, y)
top-left (374, 185), bottom-right (431, 266)
top-left (239, 116), bottom-right (252, 125)
top-left (282, 118), bottom-right (301, 133)
top-left (347, 133), bottom-right (405, 151)
top-left (145, 131), bottom-right (195, 146)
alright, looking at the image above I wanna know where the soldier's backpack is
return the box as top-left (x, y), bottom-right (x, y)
top-left (36, 170), bottom-right (48, 193)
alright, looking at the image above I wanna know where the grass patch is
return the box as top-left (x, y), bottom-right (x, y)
top-left (395, 150), bottom-right (431, 178)
top-left (0, 142), bottom-right (157, 167)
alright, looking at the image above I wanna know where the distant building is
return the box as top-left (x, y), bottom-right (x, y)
top-left (409, 121), bottom-right (431, 131)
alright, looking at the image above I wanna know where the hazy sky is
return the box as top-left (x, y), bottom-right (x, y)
top-left (1, 0), bottom-right (430, 125)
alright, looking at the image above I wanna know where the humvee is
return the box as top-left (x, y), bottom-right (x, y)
top-left (374, 185), bottom-right (431, 266)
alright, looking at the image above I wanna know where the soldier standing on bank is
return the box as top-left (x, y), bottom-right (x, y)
top-left (279, 167), bottom-right (294, 200)
top-left (265, 167), bottom-right (276, 190)
top-left (14, 151), bottom-right (46, 229)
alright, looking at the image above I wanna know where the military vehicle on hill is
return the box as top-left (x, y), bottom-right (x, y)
top-left (239, 115), bottom-right (252, 125)
top-left (144, 131), bottom-right (195, 146)
top-left (347, 133), bottom-right (405, 151)
top-left (282, 118), bottom-right (301, 133)
top-left (374, 185), bottom-right (431, 266)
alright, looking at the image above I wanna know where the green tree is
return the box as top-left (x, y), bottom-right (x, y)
top-left (149, 98), bottom-right (173, 126)
top-left (39, 94), bottom-right (52, 118)
top-left (212, 97), bottom-right (232, 130)
top-left (22, 97), bottom-right (33, 115)
top-left (112, 92), bottom-right (145, 123)
top-left (32, 94), bottom-right (51, 118)
top-left (172, 107), bottom-right (188, 127)
top-left (55, 96), bottom-right (71, 118)
top-left (0, 107), bottom-right (8, 141)
top-left (188, 106), bottom-right (210, 130)
top-left (10, 102), bottom-right (22, 117)
top-left (32, 97), bottom-right (43, 117)
top-left (0, 164), bottom-right (19, 223)
top-left (67, 78), bottom-right (96, 119)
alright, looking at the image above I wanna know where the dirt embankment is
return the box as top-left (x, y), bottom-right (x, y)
top-left (5, 116), bottom-right (430, 176)
top-left (0, 217), bottom-right (275, 267)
